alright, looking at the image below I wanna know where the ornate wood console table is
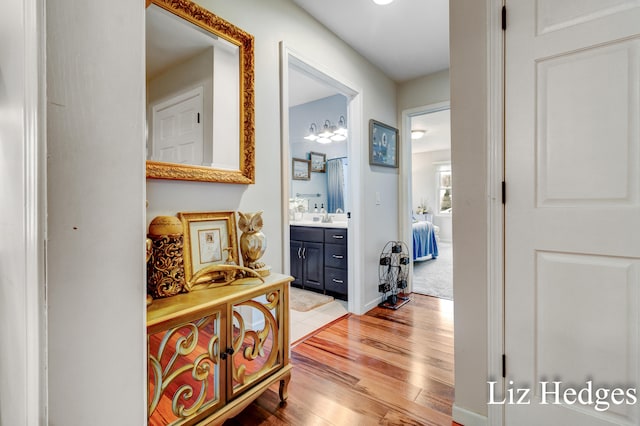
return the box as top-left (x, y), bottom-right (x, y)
top-left (146, 273), bottom-right (293, 425)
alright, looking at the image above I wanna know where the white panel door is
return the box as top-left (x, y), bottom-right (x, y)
top-left (505, 1), bottom-right (640, 425)
top-left (150, 87), bottom-right (203, 165)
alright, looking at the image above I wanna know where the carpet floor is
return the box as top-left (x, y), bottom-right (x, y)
top-left (412, 241), bottom-right (453, 300)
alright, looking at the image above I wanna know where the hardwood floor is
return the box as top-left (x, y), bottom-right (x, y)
top-left (224, 293), bottom-right (454, 425)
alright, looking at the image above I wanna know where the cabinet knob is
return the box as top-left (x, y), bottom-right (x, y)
top-left (332, 254), bottom-right (344, 259)
top-left (332, 235), bottom-right (344, 239)
top-left (220, 347), bottom-right (234, 360)
top-left (332, 279), bottom-right (344, 284)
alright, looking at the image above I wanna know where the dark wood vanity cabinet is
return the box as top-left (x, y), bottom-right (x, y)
top-left (290, 226), bottom-right (324, 291)
top-left (323, 228), bottom-right (348, 299)
top-left (290, 226), bottom-right (348, 299)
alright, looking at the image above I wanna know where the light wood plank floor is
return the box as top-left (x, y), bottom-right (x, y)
top-left (224, 294), bottom-right (454, 426)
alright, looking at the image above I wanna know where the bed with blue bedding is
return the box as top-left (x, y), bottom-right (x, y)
top-left (412, 221), bottom-right (438, 261)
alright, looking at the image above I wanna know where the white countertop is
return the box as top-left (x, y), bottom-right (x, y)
top-left (289, 213), bottom-right (348, 229)
top-left (289, 220), bottom-right (348, 229)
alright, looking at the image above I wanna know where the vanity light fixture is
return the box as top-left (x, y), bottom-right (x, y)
top-left (411, 129), bottom-right (426, 140)
top-left (303, 123), bottom-right (318, 141)
top-left (318, 120), bottom-right (334, 138)
top-left (331, 115), bottom-right (348, 141)
top-left (317, 120), bottom-right (334, 144)
top-left (372, 0), bottom-right (394, 5)
top-left (304, 117), bottom-right (348, 143)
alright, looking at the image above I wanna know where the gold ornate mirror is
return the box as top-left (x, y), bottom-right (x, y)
top-left (145, 0), bottom-right (255, 183)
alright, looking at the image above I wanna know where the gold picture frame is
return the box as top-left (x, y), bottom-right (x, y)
top-left (177, 211), bottom-right (239, 283)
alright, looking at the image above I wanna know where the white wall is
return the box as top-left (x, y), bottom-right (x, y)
top-left (147, 0), bottom-right (399, 311)
top-left (450, 0), bottom-right (489, 419)
top-left (0, 0), bottom-right (45, 424)
top-left (47, 1), bottom-right (147, 425)
top-left (398, 69), bottom-right (450, 111)
top-left (412, 149), bottom-right (452, 242)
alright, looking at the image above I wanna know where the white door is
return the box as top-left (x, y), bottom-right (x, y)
top-left (150, 87), bottom-right (203, 165)
top-left (505, 1), bottom-right (640, 425)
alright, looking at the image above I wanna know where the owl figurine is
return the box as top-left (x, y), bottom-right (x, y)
top-left (237, 211), bottom-right (270, 276)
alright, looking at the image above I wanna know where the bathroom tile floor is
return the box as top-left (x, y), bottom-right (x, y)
top-left (290, 298), bottom-right (348, 345)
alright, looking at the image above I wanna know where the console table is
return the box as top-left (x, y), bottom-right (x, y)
top-left (147, 273), bottom-right (293, 425)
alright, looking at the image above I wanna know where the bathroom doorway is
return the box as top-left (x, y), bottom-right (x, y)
top-left (280, 43), bottom-right (365, 341)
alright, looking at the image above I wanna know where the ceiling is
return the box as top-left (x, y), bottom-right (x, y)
top-left (289, 0), bottom-right (451, 153)
top-left (410, 109), bottom-right (450, 154)
top-left (292, 0), bottom-right (450, 83)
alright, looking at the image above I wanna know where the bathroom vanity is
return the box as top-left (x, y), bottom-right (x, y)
top-left (290, 218), bottom-right (348, 300)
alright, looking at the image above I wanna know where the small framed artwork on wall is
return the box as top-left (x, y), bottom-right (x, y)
top-left (292, 158), bottom-right (311, 180)
top-left (309, 151), bottom-right (326, 173)
top-left (369, 119), bottom-right (399, 168)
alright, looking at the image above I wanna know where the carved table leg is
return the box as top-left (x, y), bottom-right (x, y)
top-left (279, 371), bottom-right (291, 404)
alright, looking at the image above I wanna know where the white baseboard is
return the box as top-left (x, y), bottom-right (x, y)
top-left (452, 404), bottom-right (488, 426)
top-left (364, 295), bottom-right (383, 312)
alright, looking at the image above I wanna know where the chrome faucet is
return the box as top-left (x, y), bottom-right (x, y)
top-left (320, 206), bottom-right (332, 223)
top-left (335, 208), bottom-right (344, 213)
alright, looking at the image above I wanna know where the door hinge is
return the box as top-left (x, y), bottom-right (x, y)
top-left (502, 354), bottom-right (506, 378)
top-left (197, 112), bottom-right (201, 124)
top-left (501, 181), bottom-right (506, 204)
top-left (501, 6), bottom-right (506, 31)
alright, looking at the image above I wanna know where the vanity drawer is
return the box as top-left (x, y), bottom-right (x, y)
top-left (324, 267), bottom-right (347, 295)
top-left (324, 228), bottom-right (347, 244)
top-left (290, 226), bottom-right (324, 243)
top-left (324, 244), bottom-right (347, 269)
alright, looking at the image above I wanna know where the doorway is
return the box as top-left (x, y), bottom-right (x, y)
top-left (400, 102), bottom-right (452, 300)
top-left (279, 43), bottom-right (365, 342)
top-left (409, 107), bottom-right (453, 301)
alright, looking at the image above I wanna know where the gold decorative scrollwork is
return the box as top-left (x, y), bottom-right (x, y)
top-left (231, 290), bottom-right (281, 392)
top-left (147, 234), bottom-right (186, 299)
top-left (148, 315), bottom-right (221, 424)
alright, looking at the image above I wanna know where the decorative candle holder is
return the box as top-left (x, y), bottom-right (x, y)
top-left (147, 216), bottom-right (187, 299)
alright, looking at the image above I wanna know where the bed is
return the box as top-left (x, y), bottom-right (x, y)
top-left (412, 221), bottom-right (439, 261)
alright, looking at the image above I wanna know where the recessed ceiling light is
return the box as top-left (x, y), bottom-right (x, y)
top-left (373, 0), bottom-right (394, 5)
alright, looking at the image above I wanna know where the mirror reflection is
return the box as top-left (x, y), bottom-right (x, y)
top-left (288, 67), bottom-right (349, 215)
top-left (145, 0), bottom-right (255, 184)
top-left (146, 5), bottom-right (239, 168)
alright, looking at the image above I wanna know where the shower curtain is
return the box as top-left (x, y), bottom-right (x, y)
top-left (326, 158), bottom-right (344, 213)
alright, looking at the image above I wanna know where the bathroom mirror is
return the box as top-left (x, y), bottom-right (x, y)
top-left (288, 67), bottom-right (349, 214)
top-left (145, 0), bottom-right (255, 183)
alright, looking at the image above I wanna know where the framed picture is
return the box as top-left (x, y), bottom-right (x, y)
top-left (177, 211), bottom-right (239, 283)
top-left (309, 151), bottom-right (326, 173)
top-left (369, 119), bottom-right (399, 168)
top-left (292, 158), bottom-right (311, 180)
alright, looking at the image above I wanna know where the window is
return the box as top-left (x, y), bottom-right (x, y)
top-left (436, 164), bottom-right (452, 215)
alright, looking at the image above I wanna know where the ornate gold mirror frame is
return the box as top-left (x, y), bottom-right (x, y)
top-left (146, 0), bottom-right (255, 184)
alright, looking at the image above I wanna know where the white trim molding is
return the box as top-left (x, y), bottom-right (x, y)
top-left (453, 404), bottom-right (489, 426)
top-left (400, 101), bottom-right (450, 294)
top-left (279, 42), bottom-right (365, 315)
top-left (486, 0), bottom-right (505, 425)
